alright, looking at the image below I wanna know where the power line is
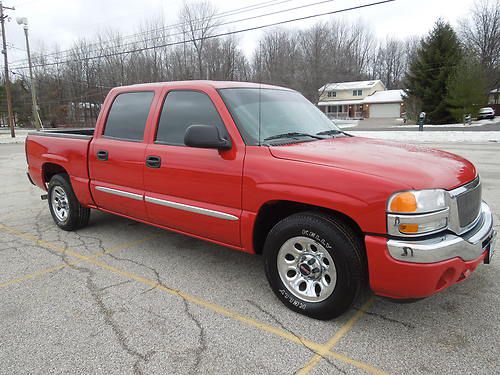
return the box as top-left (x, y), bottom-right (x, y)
top-left (7, 43), bottom-right (27, 52)
top-left (12, 0), bottom-right (396, 70)
top-left (10, 0), bottom-right (329, 68)
top-left (79, 0), bottom-right (330, 60)
top-left (11, 69), bottom-right (114, 89)
top-left (9, 0), bottom-right (293, 66)
top-left (87, 0), bottom-right (334, 58)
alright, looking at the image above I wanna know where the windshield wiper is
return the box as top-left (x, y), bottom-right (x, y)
top-left (263, 132), bottom-right (324, 142)
top-left (316, 129), bottom-right (343, 136)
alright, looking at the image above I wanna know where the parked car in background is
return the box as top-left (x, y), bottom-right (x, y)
top-left (25, 81), bottom-right (497, 320)
top-left (478, 107), bottom-right (495, 120)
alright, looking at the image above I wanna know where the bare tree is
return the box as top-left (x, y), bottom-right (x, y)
top-left (297, 23), bottom-right (333, 102)
top-left (253, 29), bottom-right (300, 88)
top-left (459, 0), bottom-right (500, 87)
top-left (371, 37), bottom-right (406, 88)
top-left (178, 0), bottom-right (220, 79)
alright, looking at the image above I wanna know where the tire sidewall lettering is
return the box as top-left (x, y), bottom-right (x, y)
top-left (278, 289), bottom-right (307, 310)
top-left (301, 229), bottom-right (332, 249)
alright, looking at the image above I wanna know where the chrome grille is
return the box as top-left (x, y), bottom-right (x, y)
top-left (455, 179), bottom-right (482, 228)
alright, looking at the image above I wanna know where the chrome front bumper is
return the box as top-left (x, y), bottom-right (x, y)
top-left (387, 202), bottom-right (496, 263)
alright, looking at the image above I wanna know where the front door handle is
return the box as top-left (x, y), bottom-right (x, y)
top-left (146, 155), bottom-right (161, 168)
top-left (96, 150), bottom-right (108, 161)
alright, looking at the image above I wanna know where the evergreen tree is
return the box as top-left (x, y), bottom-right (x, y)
top-left (404, 19), bottom-right (463, 124)
top-left (446, 56), bottom-right (488, 122)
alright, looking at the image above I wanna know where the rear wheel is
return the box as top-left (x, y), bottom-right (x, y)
top-left (48, 174), bottom-right (90, 231)
top-left (264, 212), bottom-right (364, 320)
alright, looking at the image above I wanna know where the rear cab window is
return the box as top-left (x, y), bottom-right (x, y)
top-left (155, 90), bottom-right (228, 146)
top-left (103, 91), bottom-right (155, 141)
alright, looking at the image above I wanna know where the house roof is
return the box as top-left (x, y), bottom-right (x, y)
top-left (318, 89), bottom-right (404, 107)
top-left (318, 99), bottom-right (364, 106)
top-left (318, 80), bottom-right (384, 92)
top-left (363, 89), bottom-right (405, 103)
top-left (490, 88), bottom-right (499, 94)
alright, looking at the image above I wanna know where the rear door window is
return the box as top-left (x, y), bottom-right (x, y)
top-left (155, 90), bottom-right (227, 146)
top-left (103, 91), bottom-right (154, 141)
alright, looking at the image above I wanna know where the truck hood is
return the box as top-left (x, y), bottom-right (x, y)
top-left (269, 136), bottom-right (476, 190)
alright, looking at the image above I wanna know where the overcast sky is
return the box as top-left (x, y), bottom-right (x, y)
top-left (5, 0), bottom-right (477, 65)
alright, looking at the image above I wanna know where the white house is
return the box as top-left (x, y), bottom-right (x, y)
top-left (318, 80), bottom-right (404, 119)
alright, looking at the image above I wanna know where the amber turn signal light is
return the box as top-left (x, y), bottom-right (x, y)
top-left (399, 223), bottom-right (419, 233)
top-left (389, 192), bottom-right (417, 213)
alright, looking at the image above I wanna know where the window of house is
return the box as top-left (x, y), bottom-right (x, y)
top-left (155, 90), bottom-right (227, 146)
top-left (327, 91), bottom-right (337, 98)
top-left (353, 89), bottom-right (362, 96)
top-left (103, 91), bottom-right (154, 141)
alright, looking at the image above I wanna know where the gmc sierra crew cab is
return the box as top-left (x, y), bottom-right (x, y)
top-left (25, 81), bottom-right (496, 319)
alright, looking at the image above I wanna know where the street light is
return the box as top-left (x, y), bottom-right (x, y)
top-left (16, 16), bottom-right (42, 130)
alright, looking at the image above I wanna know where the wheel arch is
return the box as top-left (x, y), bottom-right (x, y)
top-left (252, 200), bottom-right (364, 255)
top-left (42, 162), bottom-right (68, 184)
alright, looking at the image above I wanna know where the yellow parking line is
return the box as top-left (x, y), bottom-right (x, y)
top-left (0, 263), bottom-right (67, 289)
top-left (0, 225), bottom-right (160, 289)
top-left (297, 298), bottom-right (376, 375)
top-left (328, 351), bottom-right (388, 375)
top-left (0, 223), bottom-right (387, 374)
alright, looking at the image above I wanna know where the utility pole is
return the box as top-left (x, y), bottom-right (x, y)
top-left (17, 17), bottom-right (41, 130)
top-left (0, 1), bottom-right (15, 138)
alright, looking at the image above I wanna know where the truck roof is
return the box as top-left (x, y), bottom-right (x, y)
top-left (113, 80), bottom-right (293, 92)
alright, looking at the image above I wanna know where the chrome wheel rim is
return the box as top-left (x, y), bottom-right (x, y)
top-left (277, 236), bottom-right (337, 303)
top-left (51, 186), bottom-right (69, 222)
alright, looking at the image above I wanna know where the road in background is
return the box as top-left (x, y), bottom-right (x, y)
top-left (335, 117), bottom-right (500, 131)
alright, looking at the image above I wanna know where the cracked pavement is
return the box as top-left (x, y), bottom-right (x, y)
top-left (1, 142), bottom-right (499, 374)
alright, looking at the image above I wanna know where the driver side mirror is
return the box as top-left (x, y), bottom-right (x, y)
top-left (184, 124), bottom-right (232, 150)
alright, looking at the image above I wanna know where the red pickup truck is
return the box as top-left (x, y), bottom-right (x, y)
top-left (26, 81), bottom-right (496, 319)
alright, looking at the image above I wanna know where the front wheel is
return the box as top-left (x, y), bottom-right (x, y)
top-left (264, 212), bottom-right (365, 320)
top-left (48, 174), bottom-right (90, 231)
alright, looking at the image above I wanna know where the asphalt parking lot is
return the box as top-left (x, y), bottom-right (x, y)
top-left (1, 142), bottom-right (499, 374)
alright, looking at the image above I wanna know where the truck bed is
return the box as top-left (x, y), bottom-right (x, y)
top-left (26, 128), bottom-right (95, 207)
top-left (28, 128), bottom-right (94, 139)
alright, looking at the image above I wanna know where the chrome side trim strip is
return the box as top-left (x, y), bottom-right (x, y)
top-left (95, 186), bottom-right (143, 201)
top-left (145, 196), bottom-right (239, 221)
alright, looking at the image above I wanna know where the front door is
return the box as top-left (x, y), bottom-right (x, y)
top-left (89, 90), bottom-right (157, 220)
top-left (144, 89), bottom-right (244, 246)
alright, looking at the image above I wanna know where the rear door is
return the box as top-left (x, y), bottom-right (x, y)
top-left (143, 88), bottom-right (244, 246)
top-left (89, 89), bottom-right (159, 220)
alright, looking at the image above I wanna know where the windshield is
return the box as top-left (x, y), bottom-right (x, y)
top-left (219, 88), bottom-right (341, 145)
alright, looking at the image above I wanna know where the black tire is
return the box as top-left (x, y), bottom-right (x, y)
top-left (263, 212), bottom-right (365, 320)
top-left (48, 174), bottom-right (90, 231)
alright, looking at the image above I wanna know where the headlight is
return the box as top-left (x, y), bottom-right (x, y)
top-left (388, 190), bottom-right (446, 213)
top-left (387, 190), bottom-right (449, 236)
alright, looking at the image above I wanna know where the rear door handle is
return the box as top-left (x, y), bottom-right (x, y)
top-left (96, 150), bottom-right (108, 161)
top-left (146, 155), bottom-right (161, 168)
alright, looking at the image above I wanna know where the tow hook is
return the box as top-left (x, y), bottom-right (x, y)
top-left (41, 194), bottom-right (48, 200)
